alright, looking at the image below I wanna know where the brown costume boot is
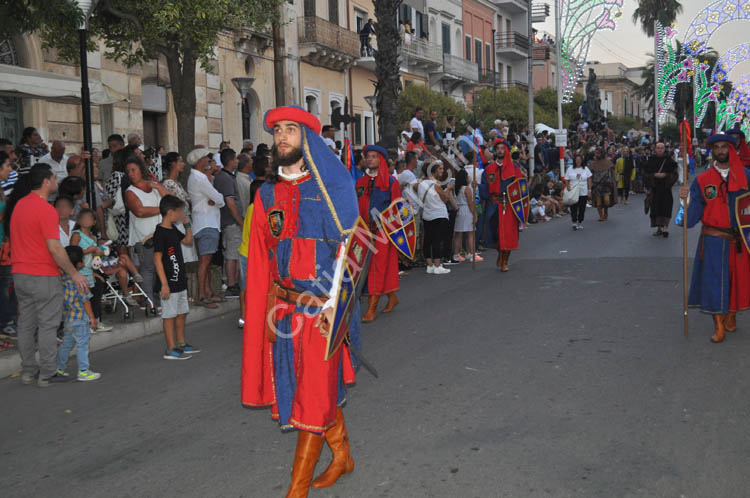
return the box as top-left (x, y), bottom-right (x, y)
top-left (285, 431), bottom-right (324, 498)
top-left (496, 251), bottom-right (503, 269)
top-left (381, 292), bottom-right (399, 313)
top-left (361, 295), bottom-right (379, 323)
top-left (711, 314), bottom-right (727, 343)
top-left (500, 251), bottom-right (510, 272)
top-left (725, 312), bottom-right (737, 332)
top-left (311, 408), bottom-right (354, 489)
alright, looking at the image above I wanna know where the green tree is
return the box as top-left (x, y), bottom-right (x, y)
top-left (396, 85), bottom-right (468, 131)
top-left (6, 0), bottom-right (281, 158)
top-left (631, 0), bottom-right (683, 37)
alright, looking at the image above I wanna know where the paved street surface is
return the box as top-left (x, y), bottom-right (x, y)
top-left (3, 192), bottom-right (750, 498)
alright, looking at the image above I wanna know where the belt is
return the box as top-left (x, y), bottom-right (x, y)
top-left (700, 225), bottom-right (740, 260)
top-left (265, 282), bottom-right (327, 342)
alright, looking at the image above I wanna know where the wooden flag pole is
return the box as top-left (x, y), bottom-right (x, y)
top-left (681, 123), bottom-right (690, 338)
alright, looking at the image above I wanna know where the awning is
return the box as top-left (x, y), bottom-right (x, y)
top-left (0, 63), bottom-right (128, 105)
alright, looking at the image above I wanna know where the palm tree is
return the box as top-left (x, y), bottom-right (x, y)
top-left (631, 0), bottom-right (683, 37)
top-left (373, 0), bottom-right (402, 155)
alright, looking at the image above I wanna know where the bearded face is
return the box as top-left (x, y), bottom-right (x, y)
top-left (271, 143), bottom-right (304, 167)
top-left (711, 142), bottom-right (730, 164)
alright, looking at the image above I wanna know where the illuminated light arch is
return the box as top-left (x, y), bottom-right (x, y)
top-left (683, 0), bottom-right (750, 55)
top-left (712, 43), bottom-right (750, 84)
top-left (559, 0), bottom-right (624, 103)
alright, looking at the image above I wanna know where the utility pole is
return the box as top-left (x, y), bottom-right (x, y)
top-left (554, 0), bottom-right (565, 177)
top-left (273, 16), bottom-right (285, 106)
top-left (654, 19), bottom-right (659, 142)
top-left (527, 1), bottom-right (535, 180)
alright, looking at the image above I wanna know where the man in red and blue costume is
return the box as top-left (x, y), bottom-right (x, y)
top-left (727, 125), bottom-right (750, 167)
top-left (356, 144), bottom-right (402, 323)
top-left (482, 142), bottom-right (524, 271)
top-left (242, 106), bottom-right (362, 497)
top-left (681, 133), bottom-right (750, 343)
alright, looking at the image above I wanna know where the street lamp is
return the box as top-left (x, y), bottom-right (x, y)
top-left (364, 94), bottom-right (377, 142)
top-left (231, 77), bottom-right (256, 141)
top-left (73, 0), bottom-right (99, 209)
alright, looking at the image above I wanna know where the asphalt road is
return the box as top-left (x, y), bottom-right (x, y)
top-left (3, 192), bottom-right (749, 498)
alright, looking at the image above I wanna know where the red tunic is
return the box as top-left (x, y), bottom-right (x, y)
top-left (488, 156), bottom-right (522, 251)
top-left (356, 175), bottom-right (402, 296)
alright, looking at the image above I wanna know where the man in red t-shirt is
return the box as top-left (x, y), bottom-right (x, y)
top-left (10, 164), bottom-right (88, 387)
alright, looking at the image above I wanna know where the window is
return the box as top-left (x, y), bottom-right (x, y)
top-left (354, 113), bottom-right (362, 144)
top-left (328, 0), bottom-right (338, 25)
top-left (304, 0), bottom-right (315, 17)
top-left (475, 39), bottom-right (482, 72)
top-left (465, 35), bottom-right (471, 60)
top-left (364, 113), bottom-right (374, 145)
top-left (399, 4), bottom-right (412, 25)
top-left (355, 9), bottom-right (367, 32)
top-left (506, 65), bottom-right (512, 83)
top-left (442, 23), bottom-right (451, 54)
top-left (485, 44), bottom-right (491, 74)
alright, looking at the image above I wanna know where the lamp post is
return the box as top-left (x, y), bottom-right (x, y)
top-left (231, 77), bottom-right (256, 142)
top-left (73, 0), bottom-right (99, 209)
top-left (364, 94), bottom-right (377, 143)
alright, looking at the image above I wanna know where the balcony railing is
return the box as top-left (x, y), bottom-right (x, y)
top-left (401, 37), bottom-right (442, 67)
top-left (442, 54), bottom-right (479, 83)
top-left (492, 0), bottom-right (529, 12)
top-left (495, 31), bottom-right (530, 53)
top-left (297, 16), bottom-right (360, 59)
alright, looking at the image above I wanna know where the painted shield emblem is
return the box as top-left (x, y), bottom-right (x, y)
top-left (736, 192), bottom-right (750, 254)
top-left (704, 184), bottom-right (717, 200)
top-left (507, 177), bottom-right (530, 225)
top-left (379, 197), bottom-right (418, 260)
top-left (488, 172), bottom-right (496, 184)
top-left (325, 217), bottom-right (373, 360)
top-left (268, 209), bottom-right (284, 238)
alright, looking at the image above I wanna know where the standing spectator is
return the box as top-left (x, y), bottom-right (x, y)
top-left (0, 138), bottom-right (19, 197)
top-left (17, 127), bottom-right (47, 176)
top-left (418, 160), bottom-right (452, 274)
top-left (55, 196), bottom-right (76, 247)
top-left (564, 153), bottom-right (592, 231)
top-left (397, 151), bottom-right (419, 206)
top-left (359, 18), bottom-right (375, 56)
top-left (154, 195), bottom-right (197, 360)
top-left (235, 153), bottom-right (254, 214)
top-left (0, 151), bottom-right (16, 335)
top-left (186, 148), bottom-right (225, 308)
top-left (452, 168), bottom-right (481, 262)
top-left (161, 152), bottom-right (197, 265)
top-left (615, 146), bottom-right (636, 205)
top-left (534, 135), bottom-right (548, 172)
top-left (10, 164), bottom-right (88, 387)
top-left (97, 134), bottom-right (124, 183)
top-left (214, 140), bottom-right (230, 167)
top-left (104, 149), bottom-right (131, 252)
top-left (410, 107), bottom-right (424, 138)
top-left (241, 139), bottom-right (254, 156)
top-left (213, 148), bottom-right (243, 298)
top-left (124, 156), bottom-right (167, 310)
top-left (38, 140), bottom-right (68, 181)
top-left (321, 126), bottom-right (337, 154)
top-left (55, 245), bottom-right (101, 381)
top-left (423, 110), bottom-right (440, 150)
top-left (127, 132), bottom-right (143, 149)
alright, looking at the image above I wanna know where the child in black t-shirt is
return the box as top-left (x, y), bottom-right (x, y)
top-left (153, 195), bottom-right (197, 360)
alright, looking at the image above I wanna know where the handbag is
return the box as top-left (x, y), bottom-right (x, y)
top-left (110, 185), bottom-right (126, 216)
top-left (106, 213), bottom-right (119, 241)
top-left (562, 182), bottom-right (580, 206)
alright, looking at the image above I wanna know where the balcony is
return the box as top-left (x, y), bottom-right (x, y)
top-left (356, 36), bottom-right (378, 72)
top-left (430, 54), bottom-right (479, 93)
top-left (492, 0), bottom-right (529, 13)
top-left (400, 36), bottom-right (442, 71)
top-left (495, 31), bottom-right (529, 60)
top-left (297, 16), bottom-right (360, 71)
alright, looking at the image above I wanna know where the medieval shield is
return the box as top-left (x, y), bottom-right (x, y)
top-left (507, 177), bottom-right (530, 225)
top-left (736, 192), bottom-right (750, 254)
top-left (379, 197), bottom-right (418, 260)
top-left (325, 217), bottom-right (374, 361)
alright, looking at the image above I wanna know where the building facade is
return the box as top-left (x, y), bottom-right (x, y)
top-left (578, 62), bottom-right (651, 122)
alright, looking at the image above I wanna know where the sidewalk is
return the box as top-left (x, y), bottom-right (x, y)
top-left (0, 299), bottom-right (240, 379)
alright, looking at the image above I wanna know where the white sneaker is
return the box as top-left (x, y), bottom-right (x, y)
top-left (238, 318), bottom-right (245, 329)
top-left (577, 224), bottom-right (584, 230)
top-left (433, 265), bottom-right (451, 274)
top-left (95, 321), bottom-right (113, 333)
top-left (426, 265), bottom-right (435, 274)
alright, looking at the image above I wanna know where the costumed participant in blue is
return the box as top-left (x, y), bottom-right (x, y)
top-left (680, 133), bottom-right (750, 343)
top-left (241, 106), bottom-right (364, 497)
top-left (356, 145), bottom-right (402, 323)
top-left (726, 125), bottom-right (750, 167)
top-left (481, 142), bottom-right (526, 271)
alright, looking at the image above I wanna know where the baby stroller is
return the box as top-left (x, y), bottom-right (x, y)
top-left (100, 255), bottom-right (154, 320)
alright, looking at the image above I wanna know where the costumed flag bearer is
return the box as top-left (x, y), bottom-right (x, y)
top-left (482, 142), bottom-right (525, 271)
top-left (241, 106), bottom-right (363, 497)
top-left (356, 145), bottom-right (402, 323)
top-left (680, 133), bottom-right (750, 343)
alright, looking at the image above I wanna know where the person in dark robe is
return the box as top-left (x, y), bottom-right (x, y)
top-left (644, 142), bottom-right (678, 237)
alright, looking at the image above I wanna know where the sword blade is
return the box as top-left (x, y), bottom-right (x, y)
top-left (345, 338), bottom-right (379, 378)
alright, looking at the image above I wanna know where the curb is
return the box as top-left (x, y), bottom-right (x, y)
top-left (0, 299), bottom-right (241, 379)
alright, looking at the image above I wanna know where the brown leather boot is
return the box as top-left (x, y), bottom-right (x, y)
top-left (361, 295), bottom-right (378, 323)
top-left (725, 312), bottom-right (737, 332)
top-left (381, 292), bottom-right (399, 313)
top-left (285, 431), bottom-right (324, 498)
top-left (500, 251), bottom-right (510, 272)
top-left (311, 408), bottom-right (354, 489)
top-left (496, 250), bottom-right (503, 269)
top-left (711, 314), bottom-right (727, 343)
